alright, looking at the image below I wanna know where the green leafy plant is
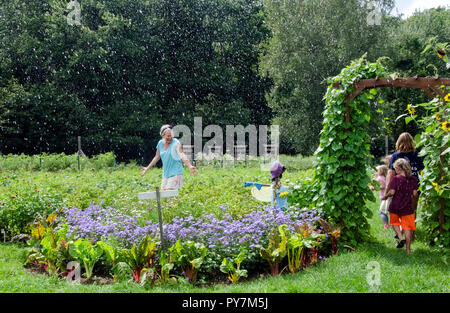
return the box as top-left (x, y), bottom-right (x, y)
top-left (258, 224), bottom-right (288, 276)
top-left (121, 236), bottom-right (157, 283)
top-left (219, 247), bottom-right (247, 284)
top-left (25, 212), bottom-right (70, 275)
top-left (169, 240), bottom-right (207, 282)
top-left (396, 40), bottom-right (449, 248)
top-left (288, 178), bottom-right (321, 209)
top-left (0, 185), bottom-right (63, 237)
top-left (69, 239), bottom-right (104, 279)
top-left (159, 251), bottom-right (176, 284)
top-left (97, 240), bottom-right (122, 282)
top-left (315, 55), bottom-right (387, 245)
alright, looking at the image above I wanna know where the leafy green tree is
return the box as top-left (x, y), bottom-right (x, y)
top-left (0, 0), bottom-right (272, 160)
top-left (259, 0), bottom-right (396, 155)
top-left (376, 7), bottom-right (450, 156)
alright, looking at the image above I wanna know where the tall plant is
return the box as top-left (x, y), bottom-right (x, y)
top-left (315, 55), bottom-right (388, 245)
top-left (401, 41), bottom-right (449, 247)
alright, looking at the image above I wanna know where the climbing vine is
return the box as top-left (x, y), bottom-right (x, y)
top-left (314, 56), bottom-right (388, 246)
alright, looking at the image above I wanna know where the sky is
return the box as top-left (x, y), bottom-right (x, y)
top-left (394, 0), bottom-right (450, 18)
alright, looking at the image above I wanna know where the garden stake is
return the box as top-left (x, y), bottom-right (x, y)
top-left (156, 187), bottom-right (166, 251)
top-left (138, 188), bottom-right (179, 251)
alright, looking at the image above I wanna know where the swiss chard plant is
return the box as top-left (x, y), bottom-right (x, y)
top-left (69, 239), bottom-right (104, 279)
top-left (219, 247), bottom-right (248, 284)
top-left (169, 239), bottom-right (207, 282)
top-left (258, 224), bottom-right (288, 276)
top-left (97, 240), bottom-right (123, 282)
top-left (159, 251), bottom-right (176, 284)
top-left (121, 236), bottom-right (157, 283)
top-left (317, 218), bottom-right (341, 254)
top-left (25, 212), bottom-right (70, 275)
top-left (286, 223), bottom-right (325, 273)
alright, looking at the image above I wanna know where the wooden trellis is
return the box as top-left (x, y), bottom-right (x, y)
top-left (333, 76), bottom-right (450, 235)
top-left (333, 76), bottom-right (450, 122)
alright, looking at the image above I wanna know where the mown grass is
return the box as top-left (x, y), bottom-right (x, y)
top-left (0, 188), bottom-right (448, 293)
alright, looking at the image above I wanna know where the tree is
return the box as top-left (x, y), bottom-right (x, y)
top-left (0, 0), bottom-right (272, 160)
top-left (259, 0), bottom-right (396, 155)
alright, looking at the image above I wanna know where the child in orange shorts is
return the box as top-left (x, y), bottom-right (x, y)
top-left (382, 158), bottom-right (418, 254)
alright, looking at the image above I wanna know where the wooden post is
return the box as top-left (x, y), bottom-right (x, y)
top-left (112, 150), bottom-right (116, 169)
top-left (138, 188), bottom-right (179, 250)
top-left (385, 135), bottom-right (389, 156)
top-left (155, 187), bottom-right (165, 250)
top-left (77, 136), bottom-right (84, 171)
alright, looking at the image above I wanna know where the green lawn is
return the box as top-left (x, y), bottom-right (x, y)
top-left (1, 197), bottom-right (448, 293)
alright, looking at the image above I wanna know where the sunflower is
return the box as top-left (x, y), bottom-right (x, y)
top-left (444, 93), bottom-right (450, 102)
top-left (431, 182), bottom-right (440, 193)
top-left (436, 49), bottom-right (446, 58)
top-left (407, 104), bottom-right (415, 115)
top-left (443, 121), bottom-right (450, 132)
top-left (435, 113), bottom-right (440, 121)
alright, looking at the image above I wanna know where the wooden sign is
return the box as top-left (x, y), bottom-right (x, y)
top-left (138, 189), bottom-right (178, 200)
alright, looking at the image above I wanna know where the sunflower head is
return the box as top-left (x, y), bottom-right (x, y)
top-left (407, 104), bottom-right (415, 115)
top-left (431, 182), bottom-right (440, 193)
top-left (443, 121), bottom-right (450, 132)
top-left (437, 49), bottom-right (446, 58)
top-left (444, 93), bottom-right (450, 102)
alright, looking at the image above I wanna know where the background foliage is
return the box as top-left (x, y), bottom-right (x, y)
top-left (1, 1), bottom-right (449, 161)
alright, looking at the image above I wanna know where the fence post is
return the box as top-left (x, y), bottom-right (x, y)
top-left (112, 150), bottom-right (116, 169)
top-left (156, 187), bottom-right (166, 251)
top-left (385, 135), bottom-right (388, 156)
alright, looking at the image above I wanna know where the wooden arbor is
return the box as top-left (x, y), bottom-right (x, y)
top-left (333, 76), bottom-right (450, 236)
top-left (333, 76), bottom-right (450, 122)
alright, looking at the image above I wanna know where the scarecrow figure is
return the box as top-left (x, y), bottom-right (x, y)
top-left (244, 161), bottom-right (289, 210)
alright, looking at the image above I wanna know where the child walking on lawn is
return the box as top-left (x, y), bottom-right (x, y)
top-left (376, 165), bottom-right (389, 229)
top-left (382, 158), bottom-right (418, 254)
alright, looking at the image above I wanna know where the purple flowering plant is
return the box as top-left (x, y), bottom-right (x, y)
top-left (61, 203), bottom-right (324, 276)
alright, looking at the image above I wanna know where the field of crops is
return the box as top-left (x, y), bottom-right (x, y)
top-left (0, 153), bottom-right (323, 286)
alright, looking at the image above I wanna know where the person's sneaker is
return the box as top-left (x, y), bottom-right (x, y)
top-left (396, 240), bottom-right (406, 248)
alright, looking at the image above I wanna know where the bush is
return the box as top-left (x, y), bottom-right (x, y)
top-left (0, 152), bottom-right (117, 171)
top-left (0, 184), bottom-right (64, 237)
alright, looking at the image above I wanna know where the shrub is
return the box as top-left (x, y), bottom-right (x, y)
top-left (0, 184), bottom-right (64, 237)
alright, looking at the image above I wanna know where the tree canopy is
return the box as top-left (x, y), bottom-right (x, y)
top-left (1, 0), bottom-right (448, 161)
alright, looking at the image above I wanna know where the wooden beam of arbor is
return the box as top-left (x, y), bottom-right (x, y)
top-left (333, 76), bottom-right (450, 104)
